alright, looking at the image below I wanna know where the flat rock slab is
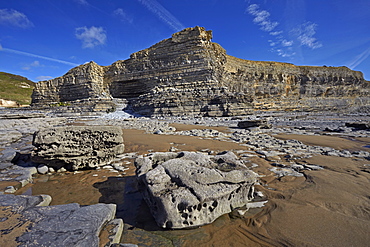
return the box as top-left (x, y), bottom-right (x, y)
top-left (0, 194), bottom-right (122, 247)
top-left (31, 126), bottom-right (124, 171)
top-left (0, 164), bottom-right (37, 193)
top-left (135, 151), bottom-right (257, 229)
top-left (238, 119), bottom-right (271, 129)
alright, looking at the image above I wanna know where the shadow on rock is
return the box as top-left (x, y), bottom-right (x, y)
top-left (93, 176), bottom-right (162, 231)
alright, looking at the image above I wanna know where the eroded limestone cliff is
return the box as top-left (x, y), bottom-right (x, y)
top-left (31, 26), bottom-right (369, 116)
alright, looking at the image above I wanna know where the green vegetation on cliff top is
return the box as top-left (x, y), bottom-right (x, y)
top-left (0, 72), bottom-right (35, 105)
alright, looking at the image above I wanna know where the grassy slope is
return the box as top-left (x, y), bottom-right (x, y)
top-left (0, 72), bottom-right (35, 105)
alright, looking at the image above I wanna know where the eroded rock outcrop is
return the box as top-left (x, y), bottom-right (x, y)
top-left (31, 61), bottom-right (115, 112)
top-left (31, 126), bottom-right (124, 171)
top-left (135, 151), bottom-right (257, 229)
top-left (31, 26), bottom-right (370, 116)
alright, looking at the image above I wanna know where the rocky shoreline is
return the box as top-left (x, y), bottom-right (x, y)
top-left (1, 106), bottom-right (369, 246)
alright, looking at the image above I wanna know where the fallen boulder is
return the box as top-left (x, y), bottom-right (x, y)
top-left (135, 151), bottom-right (257, 229)
top-left (237, 119), bottom-right (271, 129)
top-left (31, 126), bottom-right (124, 171)
top-left (345, 122), bottom-right (370, 130)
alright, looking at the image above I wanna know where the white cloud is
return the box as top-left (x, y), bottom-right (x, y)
top-left (246, 4), bottom-right (322, 58)
top-left (247, 4), bottom-right (295, 57)
top-left (247, 4), bottom-right (279, 32)
top-left (268, 40), bottom-right (276, 46)
top-left (31, 61), bottom-right (40, 67)
top-left (270, 31), bottom-right (283, 36)
top-left (22, 60), bottom-right (41, 70)
top-left (275, 48), bottom-right (295, 58)
top-left (0, 9), bottom-right (33, 28)
top-left (292, 22), bottom-right (322, 49)
top-left (137, 0), bottom-right (185, 31)
top-left (114, 8), bottom-right (133, 24)
top-left (36, 76), bottom-right (53, 81)
top-left (281, 40), bottom-right (294, 47)
top-left (75, 26), bottom-right (107, 48)
top-left (0, 43), bottom-right (2, 50)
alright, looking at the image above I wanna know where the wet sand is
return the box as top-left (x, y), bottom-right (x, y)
top-left (169, 123), bottom-right (230, 132)
top-left (122, 128), bottom-right (247, 154)
top-left (11, 127), bottom-right (370, 246)
top-left (0, 208), bottom-right (32, 247)
top-left (162, 153), bottom-right (370, 247)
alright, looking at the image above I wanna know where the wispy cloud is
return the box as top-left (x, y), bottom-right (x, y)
top-left (291, 22), bottom-right (322, 49)
top-left (22, 60), bottom-right (41, 71)
top-left (137, 0), bottom-right (185, 31)
top-left (246, 3), bottom-right (322, 58)
top-left (247, 4), bottom-right (278, 32)
top-left (75, 26), bottom-right (107, 48)
top-left (74, 0), bottom-right (89, 5)
top-left (0, 9), bottom-right (33, 28)
top-left (347, 46), bottom-right (370, 69)
top-left (247, 4), bottom-right (294, 57)
top-left (114, 8), bottom-right (133, 24)
top-left (36, 75), bottom-right (54, 81)
top-left (0, 46), bottom-right (79, 66)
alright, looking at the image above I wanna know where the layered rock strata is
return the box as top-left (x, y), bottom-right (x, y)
top-left (135, 151), bottom-right (257, 229)
top-left (31, 126), bottom-right (124, 171)
top-left (31, 26), bottom-right (370, 116)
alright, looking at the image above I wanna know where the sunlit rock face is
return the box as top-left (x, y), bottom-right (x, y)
top-left (31, 26), bottom-right (370, 116)
top-left (31, 126), bottom-right (124, 171)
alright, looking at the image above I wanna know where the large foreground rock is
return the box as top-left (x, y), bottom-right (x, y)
top-left (0, 194), bottom-right (122, 247)
top-left (135, 151), bottom-right (257, 229)
top-left (31, 126), bottom-right (124, 171)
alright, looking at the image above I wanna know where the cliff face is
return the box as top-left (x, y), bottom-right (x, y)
top-left (31, 26), bottom-right (370, 116)
top-left (32, 61), bottom-right (109, 104)
top-left (223, 57), bottom-right (368, 112)
top-left (103, 27), bottom-right (238, 116)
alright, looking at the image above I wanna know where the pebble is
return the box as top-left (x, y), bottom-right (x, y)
top-left (4, 186), bottom-right (16, 193)
top-left (112, 164), bottom-right (129, 172)
top-left (58, 167), bottom-right (67, 173)
top-left (303, 164), bottom-right (323, 170)
top-left (37, 164), bottom-right (49, 174)
top-left (269, 167), bottom-right (304, 177)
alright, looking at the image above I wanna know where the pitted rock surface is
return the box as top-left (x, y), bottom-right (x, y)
top-left (135, 151), bottom-right (257, 229)
top-left (31, 126), bottom-right (124, 171)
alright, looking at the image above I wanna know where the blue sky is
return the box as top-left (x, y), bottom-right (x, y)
top-left (1, 0), bottom-right (369, 82)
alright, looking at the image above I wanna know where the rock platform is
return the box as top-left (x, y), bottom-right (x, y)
top-left (0, 194), bottom-right (122, 247)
